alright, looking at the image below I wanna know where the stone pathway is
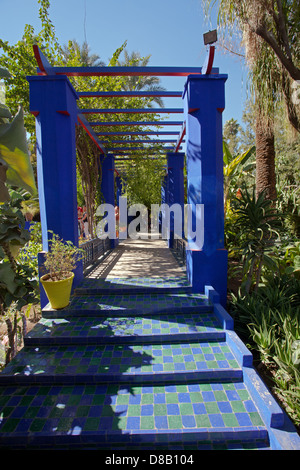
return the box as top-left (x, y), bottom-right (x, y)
top-left (87, 236), bottom-right (186, 280)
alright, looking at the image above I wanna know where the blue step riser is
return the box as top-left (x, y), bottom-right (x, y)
top-left (0, 369), bottom-right (243, 386)
top-left (42, 306), bottom-right (213, 319)
top-left (0, 428), bottom-right (269, 449)
top-left (24, 332), bottom-right (226, 347)
top-left (74, 288), bottom-right (193, 295)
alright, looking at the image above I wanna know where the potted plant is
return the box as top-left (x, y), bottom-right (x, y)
top-left (40, 233), bottom-right (82, 309)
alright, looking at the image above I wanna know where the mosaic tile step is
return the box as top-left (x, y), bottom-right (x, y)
top-left (76, 276), bottom-right (192, 294)
top-left (25, 313), bottom-right (225, 346)
top-left (0, 382), bottom-right (269, 449)
top-left (0, 342), bottom-right (242, 385)
top-left (42, 292), bottom-right (212, 318)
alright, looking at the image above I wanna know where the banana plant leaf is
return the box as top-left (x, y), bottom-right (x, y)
top-left (0, 106), bottom-right (37, 199)
top-left (223, 141), bottom-right (256, 178)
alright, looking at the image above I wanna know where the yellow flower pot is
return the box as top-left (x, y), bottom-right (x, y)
top-left (40, 272), bottom-right (74, 309)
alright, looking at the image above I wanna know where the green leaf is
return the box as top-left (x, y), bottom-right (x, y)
top-left (0, 67), bottom-right (11, 79)
top-left (226, 146), bottom-right (256, 177)
top-left (0, 104), bottom-right (12, 120)
top-left (223, 140), bottom-right (232, 166)
top-left (0, 106), bottom-right (37, 197)
top-left (0, 261), bottom-right (17, 294)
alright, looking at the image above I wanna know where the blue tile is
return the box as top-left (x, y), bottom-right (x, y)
top-left (167, 404), bottom-right (180, 415)
top-left (129, 394), bottom-right (141, 405)
top-left (217, 402), bottom-right (232, 413)
top-left (208, 414), bottom-right (225, 427)
top-left (193, 403), bottom-right (206, 415)
top-left (202, 391), bottom-right (215, 402)
top-left (174, 363), bottom-right (185, 371)
top-left (155, 416), bottom-right (168, 429)
top-left (142, 386), bottom-right (153, 393)
top-left (236, 412), bottom-right (252, 427)
top-left (165, 385), bottom-right (177, 393)
top-left (152, 364), bottom-right (164, 372)
top-left (154, 393), bottom-right (166, 404)
top-left (115, 405), bottom-right (128, 416)
top-left (141, 405), bottom-right (153, 416)
top-left (178, 393), bottom-right (191, 403)
top-left (184, 355), bottom-right (194, 362)
top-left (127, 417), bottom-right (140, 430)
top-left (226, 390), bottom-right (240, 401)
top-left (244, 400), bottom-right (257, 413)
top-left (89, 406), bottom-right (103, 417)
top-left (163, 356), bottom-right (173, 363)
top-left (182, 415), bottom-right (196, 427)
top-left (10, 406), bottom-right (28, 418)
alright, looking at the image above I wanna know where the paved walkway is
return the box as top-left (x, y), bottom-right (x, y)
top-left (87, 235), bottom-right (186, 280)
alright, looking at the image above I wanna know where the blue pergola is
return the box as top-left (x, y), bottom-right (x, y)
top-left (28, 44), bottom-right (228, 306)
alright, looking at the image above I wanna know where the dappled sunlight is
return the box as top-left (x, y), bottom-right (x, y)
top-left (88, 237), bottom-right (186, 280)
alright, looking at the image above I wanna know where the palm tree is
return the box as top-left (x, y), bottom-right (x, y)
top-left (61, 40), bottom-right (105, 67)
top-left (117, 50), bottom-right (166, 107)
top-left (202, 0), bottom-right (300, 201)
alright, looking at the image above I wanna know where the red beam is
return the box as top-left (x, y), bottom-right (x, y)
top-left (175, 122), bottom-right (186, 152)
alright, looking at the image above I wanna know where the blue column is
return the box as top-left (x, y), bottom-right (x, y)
top-left (116, 174), bottom-right (123, 204)
top-left (166, 152), bottom-right (185, 248)
top-left (27, 75), bottom-right (82, 306)
top-left (100, 154), bottom-right (116, 247)
top-left (184, 74), bottom-right (228, 306)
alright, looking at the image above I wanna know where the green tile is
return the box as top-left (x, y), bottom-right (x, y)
top-left (19, 396), bottom-right (33, 407)
top-left (249, 412), bottom-right (264, 426)
top-left (141, 393), bottom-right (154, 404)
top-left (57, 417), bottom-right (74, 432)
top-left (179, 403), bottom-right (194, 415)
top-left (128, 405), bottom-right (141, 416)
top-left (168, 415), bottom-right (182, 429)
top-left (141, 416), bottom-right (155, 430)
top-left (195, 414), bottom-right (211, 428)
top-left (231, 401), bottom-right (246, 413)
top-left (222, 413), bottom-right (239, 427)
top-left (189, 392), bottom-right (203, 403)
top-left (76, 405), bottom-right (90, 417)
top-left (154, 404), bottom-right (167, 415)
top-left (237, 389), bottom-right (250, 401)
top-left (166, 393), bottom-right (178, 404)
top-left (1, 407), bottom-right (13, 418)
top-left (116, 394), bottom-right (130, 405)
top-left (24, 407), bottom-right (39, 419)
top-left (205, 402), bottom-right (219, 414)
top-left (30, 418), bottom-right (46, 432)
top-left (176, 385), bottom-right (188, 392)
top-left (0, 419), bottom-right (19, 432)
top-left (67, 395), bottom-right (82, 406)
top-left (214, 390), bottom-right (228, 401)
top-left (92, 394), bottom-right (105, 406)
top-left (84, 417), bottom-right (100, 431)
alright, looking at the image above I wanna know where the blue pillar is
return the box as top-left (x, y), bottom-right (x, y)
top-left (27, 75), bottom-right (83, 307)
top-left (166, 152), bottom-right (185, 248)
top-left (116, 174), bottom-right (123, 204)
top-left (100, 154), bottom-right (116, 247)
top-left (184, 74), bottom-right (228, 306)
top-left (159, 170), bottom-right (168, 233)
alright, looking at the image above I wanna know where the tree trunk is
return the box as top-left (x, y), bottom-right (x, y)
top-left (255, 111), bottom-right (277, 202)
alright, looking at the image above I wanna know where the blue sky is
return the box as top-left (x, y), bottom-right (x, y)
top-left (0, 0), bottom-right (249, 126)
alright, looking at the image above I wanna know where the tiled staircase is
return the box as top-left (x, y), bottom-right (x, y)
top-left (0, 277), bottom-right (300, 450)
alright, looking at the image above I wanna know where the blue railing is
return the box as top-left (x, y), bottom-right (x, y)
top-left (81, 237), bottom-right (111, 272)
top-left (172, 238), bottom-right (186, 265)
